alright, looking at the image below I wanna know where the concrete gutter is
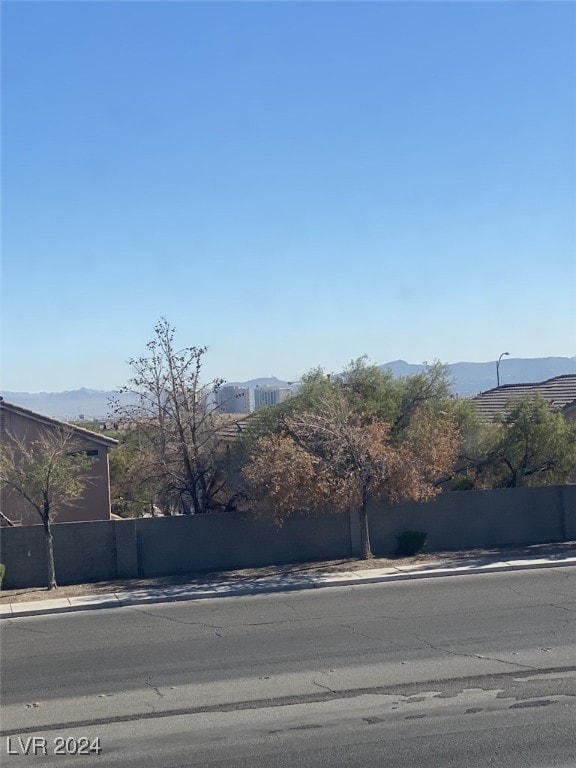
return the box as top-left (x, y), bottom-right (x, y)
top-left (2, 554), bottom-right (575, 619)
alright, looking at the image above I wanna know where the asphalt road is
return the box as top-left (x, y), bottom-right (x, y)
top-left (1, 568), bottom-right (575, 767)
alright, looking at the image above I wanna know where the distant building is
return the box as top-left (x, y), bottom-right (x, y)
top-left (215, 386), bottom-right (254, 414)
top-left (254, 386), bottom-right (293, 410)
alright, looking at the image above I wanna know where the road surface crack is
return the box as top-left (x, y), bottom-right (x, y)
top-left (127, 607), bottom-right (207, 625)
top-left (341, 623), bottom-right (385, 643)
top-left (413, 634), bottom-right (537, 670)
top-left (550, 603), bottom-right (576, 614)
top-left (145, 676), bottom-right (164, 697)
top-left (237, 617), bottom-right (317, 628)
top-left (127, 607), bottom-right (225, 634)
top-left (313, 678), bottom-right (336, 694)
top-left (507, 585), bottom-right (528, 598)
top-left (282, 600), bottom-right (299, 616)
top-left (3, 620), bottom-right (49, 635)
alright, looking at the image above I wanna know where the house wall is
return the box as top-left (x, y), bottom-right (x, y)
top-left (0, 409), bottom-right (112, 525)
top-left (1, 485), bottom-right (575, 589)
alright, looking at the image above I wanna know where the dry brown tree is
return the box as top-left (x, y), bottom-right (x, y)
top-left (243, 390), bottom-right (459, 558)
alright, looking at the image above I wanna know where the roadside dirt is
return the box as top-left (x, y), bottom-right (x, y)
top-left (1, 554), bottom-right (442, 603)
top-left (1, 541), bottom-right (573, 603)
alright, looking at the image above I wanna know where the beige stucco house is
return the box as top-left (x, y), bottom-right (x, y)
top-left (0, 399), bottom-right (118, 525)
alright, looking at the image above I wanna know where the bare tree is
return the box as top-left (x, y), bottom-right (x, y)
top-left (111, 318), bottom-right (244, 515)
top-left (0, 427), bottom-right (94, 589)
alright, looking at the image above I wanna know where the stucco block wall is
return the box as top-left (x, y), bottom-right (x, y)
top-left (52, 521), bottom-right (117, 585)
top-left (135, 510), bottom-right (352, 577)
top-left (115, 519), bottom-right (138, 579)
top-left (0, 521), bottom-right (117, 589)
top-left (560, 485), bottom-right (576, 540)
top-left (1, 486), bottom-right (574, 589)
top-left (367, 486), bottom-right (573, 555)
top-left (0, 526), bottom-right (47, 590)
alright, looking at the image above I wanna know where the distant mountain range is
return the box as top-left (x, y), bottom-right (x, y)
top-left (2, 357), bottom-right (575, 421)
top-left (379, 357), bottom-right (576, 397)
top-left (0, 389), bottom-right (139, 422)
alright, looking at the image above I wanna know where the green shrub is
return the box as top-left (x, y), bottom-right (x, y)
top-left (451, 474), bottom-right (476, 491)
top-left (0, 564), bottom-right (5, 589)
top-left (396, 530), bottom-right (427, 557)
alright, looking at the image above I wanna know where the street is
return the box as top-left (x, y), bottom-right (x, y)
top-left (1, 567), bottom-right (575, 766)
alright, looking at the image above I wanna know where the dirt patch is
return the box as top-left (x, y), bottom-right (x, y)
top-left (0, 555), bottom-right (437, 603)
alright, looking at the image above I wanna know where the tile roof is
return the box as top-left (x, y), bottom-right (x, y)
top-left (215, 413), bottom-right (253, 444)
top-left (471, 374), bottom-right (576, 420)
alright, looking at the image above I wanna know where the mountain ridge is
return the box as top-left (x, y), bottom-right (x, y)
top-left (2, 357), bottom-right (575, 420)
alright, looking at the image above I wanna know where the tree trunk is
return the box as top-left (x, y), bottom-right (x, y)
top-left (359, 493), bottom-right (372, 560)
top-left (43, 514), bottom-right (58, 590)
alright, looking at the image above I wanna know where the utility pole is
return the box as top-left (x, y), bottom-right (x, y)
top-left (496, 351), bottom-right (510, 388)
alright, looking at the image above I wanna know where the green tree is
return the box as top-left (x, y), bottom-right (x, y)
top-left (391, 362), bottom-right (453, 434)
top-left (0, 427), bottom-right (94, 589)
top-left (475, 395), bottom-right (576, 488)
top-left (108, 430), bottom-right (159, 517)
top-left (340, 357), bottom-right (456, 436)
top-left (340, 356), bottom-right (401, 423)
top-left (243, 358), bottom-right (458, 450)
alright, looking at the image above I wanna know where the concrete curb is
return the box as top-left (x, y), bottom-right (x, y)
top-left (2, 556), bottom-right (575, 619)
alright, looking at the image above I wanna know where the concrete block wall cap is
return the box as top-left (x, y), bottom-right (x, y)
top-left (9, 604), bottom-right (78, 618)
top-left (349, 568), bottom-right (404, 578)
top-left (11, 598), bottom-right (72, 614)
top-left (69, 595), bottom-right (121, 608)
top-left (312, 579), bottom-right (360, 589)
top-left (168, 589), bottom-right (219, 601)
top-left (266, 576), bottom-right (319, 586)
top-left (123, 585), bottom-right (218, 599)
top-left (117, 589), bottom-right (218, 606)
top-left (506, 557), bottom-right (576, 568)
top-left (346, 558), bottom-right (576, 584)
top-left (311, 571), bottom-right (361, 582)
top-left (493, 559), bottom-right (576, 571)
top-left (214, 582), bottom-right (323, 597)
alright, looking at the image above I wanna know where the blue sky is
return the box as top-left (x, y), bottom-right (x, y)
top-left (2, 1), bottom-right (575, 392)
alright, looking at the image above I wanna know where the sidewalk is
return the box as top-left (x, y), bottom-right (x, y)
top-left (2, 543), bottom-right (575, 619)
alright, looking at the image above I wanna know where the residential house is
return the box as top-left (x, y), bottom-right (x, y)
top-left (471, 374), bottom-right (576, 422)
top-left (0, 399), bottom-right (118, 525)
